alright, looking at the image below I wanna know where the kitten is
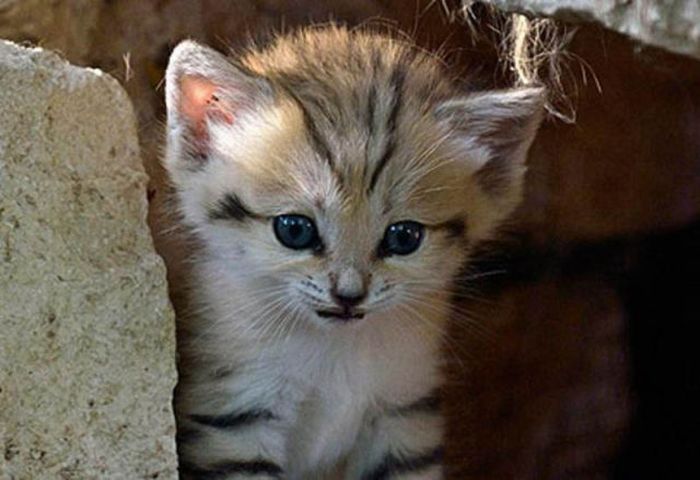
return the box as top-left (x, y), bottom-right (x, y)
top-left (164, 26), bottom-right (543, 480)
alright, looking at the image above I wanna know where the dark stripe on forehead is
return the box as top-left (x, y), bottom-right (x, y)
top-left (280, 85), bottom-right (342, 183)
top-left (208, 193), bottom-right (259, 222)
top-left (363, 83), bottom-right (378, 185)
top-left (368, 64), bottom-right (406, 193)
top-left (362, 49), bottom-right (383, 185)
top-left (366, 83), bottom-right (377, 138)
top-left (298, 98), bottom-right (334, 165)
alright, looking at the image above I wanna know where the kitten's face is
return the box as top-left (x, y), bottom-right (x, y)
top-left (165, 29), bottom-right (544, 330)
top-left (182, 101), bottom-right (478, 327)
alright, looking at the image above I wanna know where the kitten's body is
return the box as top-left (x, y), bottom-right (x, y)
top-left (165, 27), bottom-right (543, 479)
top-left (181, 277), bottom-right (444, 477)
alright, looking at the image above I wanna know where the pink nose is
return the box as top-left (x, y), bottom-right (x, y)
top-left (330, 267), bottom-right (367, 308)
top-left (331, 289), bottom-right (366, 308)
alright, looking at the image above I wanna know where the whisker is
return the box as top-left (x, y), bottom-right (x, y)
top-left (399, 291), bottom-right (496, 346)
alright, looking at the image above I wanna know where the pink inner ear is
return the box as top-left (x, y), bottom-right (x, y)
top-left (179, 75), bottom-right (234, 142)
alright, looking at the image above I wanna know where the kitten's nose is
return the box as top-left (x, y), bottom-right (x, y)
top-left (331, 290), bottom-right (366, 308)
top-left (330, 268), bottom-right (367, 308)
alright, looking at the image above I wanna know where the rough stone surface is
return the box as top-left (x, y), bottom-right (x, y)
top-left (0, 41), bottom-right (177, 479)
top-left (483, 0), bottom-right (700, 60)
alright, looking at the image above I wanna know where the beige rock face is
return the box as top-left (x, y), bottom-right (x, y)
top-left (0, 41), bottom-right (177, 479)
top-left (483, 0), bottom-right (700, 60)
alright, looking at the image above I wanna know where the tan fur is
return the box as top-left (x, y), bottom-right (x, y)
top-left (165, 25), bottom-right (544, 479)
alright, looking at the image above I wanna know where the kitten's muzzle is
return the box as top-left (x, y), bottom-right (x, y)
top-left (324, 268), bottom-right (368, 321)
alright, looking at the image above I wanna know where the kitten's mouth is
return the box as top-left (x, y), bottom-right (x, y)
top-left (316, 309), bottom-right (365, 321)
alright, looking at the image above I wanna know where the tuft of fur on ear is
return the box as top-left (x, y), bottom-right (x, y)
top-left (436, 86), bottom-right (545, 213)
top-left (165, 40), bottom-right (272, 171)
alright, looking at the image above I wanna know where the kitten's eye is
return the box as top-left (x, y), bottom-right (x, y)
top-left (380, 221), bottom-right (424, 256)
top-left (273, 214), bottom-right (320, 250)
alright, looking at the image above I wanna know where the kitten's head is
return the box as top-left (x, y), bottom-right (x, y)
top-left (165, 27), bottom-right (543, 330)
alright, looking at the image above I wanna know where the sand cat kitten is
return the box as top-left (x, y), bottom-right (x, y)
top-left (164, 26), bottom-right (543, 480)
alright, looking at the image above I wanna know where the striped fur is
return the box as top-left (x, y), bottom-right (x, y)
top-left (165, 25), bottom-right (544, 479)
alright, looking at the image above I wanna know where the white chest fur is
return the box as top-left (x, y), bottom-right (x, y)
top-left (234, 320), bottom-right (442, 477)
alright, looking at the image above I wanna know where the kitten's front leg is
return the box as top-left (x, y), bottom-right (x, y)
top-left (176, 386), bottom-right (288, 479)
top-left (345, 391), bottom-right (445, 480)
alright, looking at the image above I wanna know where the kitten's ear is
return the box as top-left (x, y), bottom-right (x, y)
top-left (436, 87), bottom-right (545, 202)
top-left (165, 40), bottom-right (272, 162)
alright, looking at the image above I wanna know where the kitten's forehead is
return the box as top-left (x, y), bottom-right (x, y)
top-left (249, 35), bottom-right (441, 139)
top-left (233, 29), bottom-right (466, 222)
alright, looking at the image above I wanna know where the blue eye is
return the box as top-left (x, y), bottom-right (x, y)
top-left (273, 214), bottom-right (320, 250)
top-left (380, 221), bottom-right (424, 256)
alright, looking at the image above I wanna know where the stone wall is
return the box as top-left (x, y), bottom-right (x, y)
top-left (486, 0), bottom-right (700, 60)
top-left (0, 41), bottom-right (177, 479)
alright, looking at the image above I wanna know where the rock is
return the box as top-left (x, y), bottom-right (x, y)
top-left (0, 41), bottom-right (177, 479)
top-left (481, 0), bottom-right (700, 60)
